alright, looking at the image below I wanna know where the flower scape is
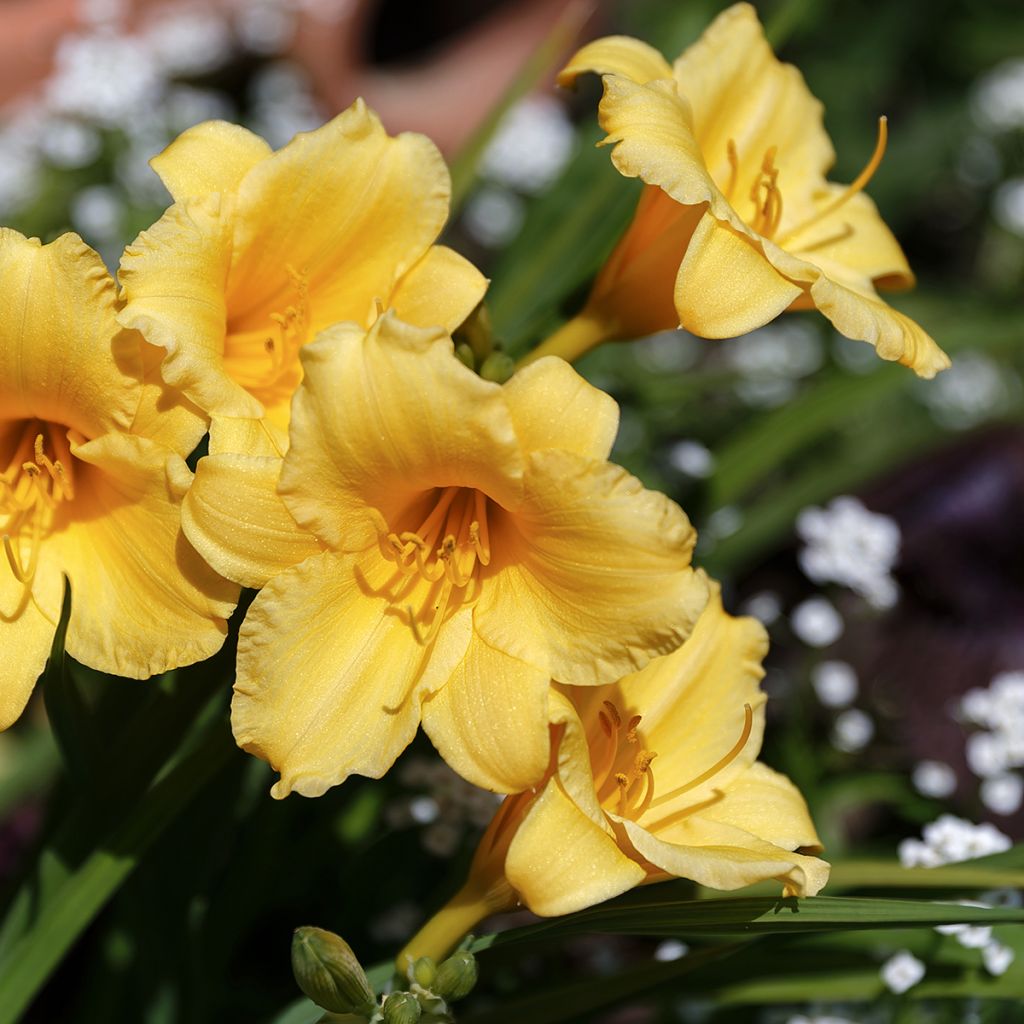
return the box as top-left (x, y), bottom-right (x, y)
top-left (1, 4), bottom-right (1022, 1023)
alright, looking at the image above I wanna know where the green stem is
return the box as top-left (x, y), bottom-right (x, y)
top-left (517, 311), bottom-right (616, 368)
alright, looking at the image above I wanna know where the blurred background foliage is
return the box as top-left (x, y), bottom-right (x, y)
top-left (0, 0), bottom-right (1022, 1022)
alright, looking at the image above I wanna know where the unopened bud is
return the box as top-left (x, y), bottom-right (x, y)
top-left (433, 950), bottom-right (478, 1002)
top-left (479, 352), bottom-right (514, 384)
top-left (454, 343), bottom-right (476, 370)
top-left (411, 956), bottom-right (437, 989)
top-left (291, 927), bottom-right (376, 1017)
top-left (382, 991), bottom-right (422, 1024)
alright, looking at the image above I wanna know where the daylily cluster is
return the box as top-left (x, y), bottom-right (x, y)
top-left (3, 1), bottom-right (951, 962)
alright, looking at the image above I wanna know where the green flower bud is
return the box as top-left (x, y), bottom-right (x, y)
top-left (411, 956), bottom-right (437, 989)
top-left (382, 991), bottom-right (422, 1024)
top-left (291, 927), bottom-right (376, 1017)
top-left (479, 352), bottom-right (514, 384)
top-left (433, 950), bottom-right (478, 1002)
top-left (454, 343), bottom-right (476, 370)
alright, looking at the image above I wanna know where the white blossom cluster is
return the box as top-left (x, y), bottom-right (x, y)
top-left (727, 321), bottom-right (823, 408)
top-left (796, 496), bottom-right (900, 610)
top-left (464, 95), bottom-right (575, 247)
top-left (960, 670), bottom-right (1024, 816)
top-left (0, 0), bottom-right (326, 235)
top-left (386, 756), bottom-right (502, 858)
top-left (898, 814), bottom-right (1012, 868)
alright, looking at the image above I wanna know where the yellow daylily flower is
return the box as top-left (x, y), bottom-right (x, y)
top-left (182, 313), bottom-right (708, 798)
top-left (0, 229), bottom-right (237, 729)
top-left (398, 581), bottom-right (828, 963)
top-left (117, 101), bottom-right (488, 434)
top-left (529, 2), bottom-right (948, 378)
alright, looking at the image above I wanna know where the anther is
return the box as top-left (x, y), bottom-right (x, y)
top-left (626, 715), bottom-right (642, 744)
top-left (602, 701), bottom-right (622, 729)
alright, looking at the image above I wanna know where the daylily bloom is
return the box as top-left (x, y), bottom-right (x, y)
top-left (182, 313), bottom-right (707, 798)
top-left (399, 583), bottom-right (828, 963)
top-left (527, 3), bottom-right (948, 378)
top-left (118, 100), bottom-right (487, 435)
top-left (0, 229), bottom-right (236, 729)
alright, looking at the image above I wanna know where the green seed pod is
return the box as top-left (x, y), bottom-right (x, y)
top-left (382, 991), bottom-right (422, 1024)
top-left (411, 956), bottom-right (437, 990)
top-left (291, 927), bottom-right (376, 1017)
top-left (478, 352), bottom-right (515, 384)
top-left (433, 950), bottom-right (478, 1002)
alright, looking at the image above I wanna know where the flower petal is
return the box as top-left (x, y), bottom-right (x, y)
top-left (118, 195), bottom-right (262, 418)
top-left (389, 245), bottom-right (488, 334)
top-left (670, 3), bottom-right (834, 214)
top-left (226, 101), bottom-right (451, 333)
top-left (150, 120), bottom-right (273, 202)
top-left (233, 549), bottom-right (474, 798)
top-left (697, 761), bottom-right (823, 852)
top-left (279, 316), bottom-right (522, 552)
top-left (620, 815), bottom-right (829, 896)
top-left (675, 210), bottom-right (802, 337)
top-left (476, 449), bottom-right (707, 685)
top-left (505, 778), bottom-right (646, 916)
top-left (502, 357), bottom-right (619, 461)
top-left (558, 35), bottom-right (673, 87)
top-left (0, 574), bottom-right (55, 730)
top-left (40, 433), bottom-right (237, 679)
top-left (573, 578), bottom-right (768, 820)
top-left (182, 452), bottom-right (323, 589)
top-left (0, 229), bottom-right (138, 438)
top-left (421, 635), bottom-right (550, 793)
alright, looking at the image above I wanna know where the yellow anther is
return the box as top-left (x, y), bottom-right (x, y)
top-left (602, 700), bottom-right (622, 729)
top-left (626, 715), bottom-right (642, 744)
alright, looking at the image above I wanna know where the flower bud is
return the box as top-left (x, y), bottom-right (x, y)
top-left (410, 956), bottom-right (437, 989)
top-left (382, 991), bottom-right (422, 1024)
top-left (291, 926), bottom-right (376, 1017)
top-left (479, 352), bottom-right (514, 384)
top-left (454, 343), bottom-right (476, 370)
top-left (433, 950), bottom-right (478, 1002)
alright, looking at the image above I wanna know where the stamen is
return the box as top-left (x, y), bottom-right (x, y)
top-left (2, 534), bottom-right (27, 583)
top-left (626, 715), bottom-right (642, 744)
top-left (631, 762), bottom-right (657, 818)
top-left (647, 703), bottom-right (754, 808)
top-left (776, 116), bottom-right (888, 246)
top-left (602, 700), bottom-right (621, 729)
top-left (725, 138), bottom-right (739, 200)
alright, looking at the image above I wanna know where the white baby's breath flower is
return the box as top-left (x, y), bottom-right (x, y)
top-left (880, 950), bottom-right (925, 994)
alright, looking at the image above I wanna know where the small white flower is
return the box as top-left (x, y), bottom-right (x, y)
top-left (666, 440), bottom-right (715, 479)
top-left (982, 941), bottom-right (1015, 976)
top-left (70, 185), bottom-right (123, 241)
top-left (463, 186), bottom-right (525, 248)
top-left (481, 95), bottom-right (575, 194)
top-left (912, 760), bottom-right (957, 799)
top-left (966, 731), bottom-right (1010, 778)
top-left (971, 59), bottom-right (1024, 132)
top-left (740, 591), bottom-right (782, 627)
top-left (899, 837), bottom-right (942, 869)
top-left (980, 773), bottom-right (1024, 816)
top-left (791, 597), bottom-right (843, 648)
top-left (811, 660), bottom-right (859, 708)
top-left (705, 505), bottom-right (743, 540)
top-left (653, 940), bottom-right (688, 962)
top-left (880, 950), bottom-right (925, 994)
top-left (921, 351), bottom-right (1013, 430)
top-left (796, 496), bottom-right (900, 610)
top-left (832, 709), bottom-right (874, 753)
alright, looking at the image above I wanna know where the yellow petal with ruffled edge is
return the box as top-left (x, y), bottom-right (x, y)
top-left (502, 356), bottom-right (619, 461)
top-left (38, 433), bottom-right (237, 679)
top-left (505, 779), bottom-right (646, 916)
top-left (421, 635), bottom-right (550, 794)
top-left (695, 761), bottom-right (823, 852)
top-left (278, 316), bottom-right (522, 553)
top-left (390, 246), bottom-right (488, 334)
top-left (670, 3), bottom-right (833, 215)
top-left (474, 449), bottom-right (707, 686)
top-left (118, 194), bottom-right (256, 418)
top-left (0, 230), bottom-right (138, 438)
top-left (150, 120), bottom-right (272, 201)
top-left (182, 452), bottom-right (323, 589)
top-left (558, 34), bottom-right (673, 87)
top-left (0, 574), bottom-right (55, 730)
top-left (675, 211), bottom-right (802, 337)
top-left (233, 549), bottom-right (474, 798)
top-left (227, 101), bottom-right (451, 334)
top-left (620, 815), bottom-right (829, 896)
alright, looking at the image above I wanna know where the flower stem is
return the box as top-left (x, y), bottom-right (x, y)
top-left (395, 877), bottom-right (513, 970)
top-left (517, 310), bottom-right (616, 368)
